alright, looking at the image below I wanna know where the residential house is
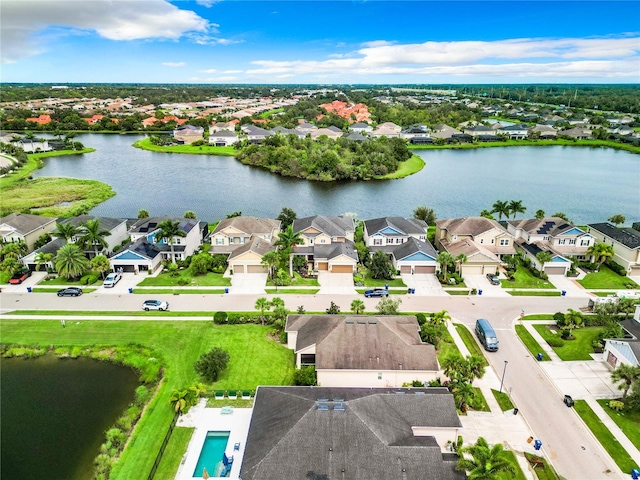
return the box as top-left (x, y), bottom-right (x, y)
top-left (0, 134), bottom-right (51, 153)
top-left (587, 223), bottom-right (640, 276)
top-left (227, 237), bottom-right (275, 274)
top-left (25, 114), bottom-right (52, 125)
top-left (285, 315), bottom-right (439, 386)
top-left (498, 124), bottom-right (530, 140)
top-left (370, 122), bottom-right (402, 138)
top-left (528, 124), bottom-right (558, 138)
top-left (210, 216), bottom-right (280, 255)
top-left (391, 238), bottom-right (439, 274)
top-left (0, 213), bottom-right (57, 252)
top-left (294, 122), bottom-right (318, 136)
top-left (430, 124), bottom-right (462, 141)
top-left (464, 124), bottom-right (493, 136)
top-left (559, 128), bottom-right (592, 140)
top-left (109, 238), bottom-right (163, 273)
top-left (436, 217), bottom-right (516, 275)
top-left (21, 237), bottom-right (66, 271)
top-left (270, 126), bottom-right (306, 139)
top-left (400, 125), bottom-right (432, 144)
top-left (129, 216), bottom-right (202, 262)
top-left (244, 125), bottom-right (273, 143)
top-left (209, 121), bottom-right (238, 133)
top-left (293, 215), bottom-right (357, 273)
top-left (508, 217), bottom-right (595, 275)
top-left (173, 125), bottom-right (204, 144)
top-left (310, 126), bottom-right (344, 140)
top-left (344, 132), bottom-right (369, 142)
top-left (349, 122), bottom-right (373, 134)
top-left (56, 215), bottom-right (129, 257)
top-left (240, 386), bottom-right (464, 480)
top-left (208, 130), bottom-right (239, 147)
top-left (603, 305), bottom-right (640, 368)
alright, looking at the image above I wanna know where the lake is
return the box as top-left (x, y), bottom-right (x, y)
top-left (32, 134), bottom-right (640, 224)
top-left (0, 355), bottom-right (139, 480)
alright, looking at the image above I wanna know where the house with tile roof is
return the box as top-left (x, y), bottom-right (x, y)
top-left (25, 114), bottom-right (52, 125)
top-left (210, 216), bottom-right (280, 255)
top-left (285, 315), bottom-right (439, 386)
top-left (293, 215), bottom-right (358, 273)
top-left (587, 223), bottom-right (640, 276)
top-left (240, 386), bottom-right (464, 480)
top-left (0, 213), bottom-right (58, 252)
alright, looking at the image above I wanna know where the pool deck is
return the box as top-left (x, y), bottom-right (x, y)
top-left (175, 399), bottom-right (252, 480)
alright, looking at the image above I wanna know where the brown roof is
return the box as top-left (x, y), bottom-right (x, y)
top-left (440, 238), bottom-right (500, 262)
top-left (212, 216), bottom-right (280, 237)
top-left (228, 237), bottom-right (275, 260)
top-left (437, 216), bottom-right (505, 237)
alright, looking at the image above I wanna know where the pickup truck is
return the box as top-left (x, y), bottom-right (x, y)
top-left (486, 273), bottom-right (500, 285)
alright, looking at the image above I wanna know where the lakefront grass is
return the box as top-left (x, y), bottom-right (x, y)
top-left (407, 138), bottom-right (640, 154)
top-left (375, 154), bottom-right (425, 179)
top-left (133, 138), bottom-right (236, 156)
top-left (0, 320), bottom-right (294, 480)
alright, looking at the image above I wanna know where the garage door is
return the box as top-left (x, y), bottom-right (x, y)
top-left (331, 264), bottom-right (353, 273)
top-left (317, 262), bottom-right (328, 270)
top-left (414, 265), bottom-right (436, 274)
top-left (544, 266), bottom-right (566, 275)
top-left (400, 265), bottom-right (412, 274)
top-left (247, 265), bottom-right (267, 274)
top-left (462, 265), bottom-right (483, 275)
top-left (629, 266), bottom-right (640, 276)
top-left (234, 264), bottom-right (245, 273)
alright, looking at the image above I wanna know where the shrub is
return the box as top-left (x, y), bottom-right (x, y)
top-left (547, 337), bottom-right (565, 347)
top-left (560, 330), bottom-right (573, 340)
top-left (194, 347), bottom-right (230, 382)
top-left (293, 366), bottom-right (317, 386)
top-left (416, 313), bottom-right (427, 326)
top-left (213, 311), bottom-right (228, 324)
top-left (81, 273), bottom-right (99, 285)
top-left (608, 400), bottom-right (624, 411)
top-left (608, 261), bottom-right (627, 276)
top-left (134, 385), bottom-right (150, 406)
top-left (326, 301), bottom-right (340, 314)
top-left (177, 278), bottom-right (189, 286)
top-left (554, 311), bottom-right (566, 326)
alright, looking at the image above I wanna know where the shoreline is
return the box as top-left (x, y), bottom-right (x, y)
top-left (408, 138), bottom-right (640, 154)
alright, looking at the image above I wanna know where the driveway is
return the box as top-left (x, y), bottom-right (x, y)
top-left (317, 272), bottom-right (356, 295)
top-left (230, 273), bottom-right (267, 294)
top-left (1, 271), bottom-right (47, 293)
top-left (464, 275), bottom-right (511, 297)
top-left (401, 273), bottom-right (444, 296)
top-left (95, 272), bottom-right (141, 295)
top-left (539, 360), bottom-right (619, 400)
top-left (546, 275), bottom-right (591, 298)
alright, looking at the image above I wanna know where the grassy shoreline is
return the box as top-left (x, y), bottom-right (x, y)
top-left (132, 138), bottom-right (236, 156)
top-left (408, 138), bottom-right (640, 154)
top-left (375, 154), bottom-right (425, 179)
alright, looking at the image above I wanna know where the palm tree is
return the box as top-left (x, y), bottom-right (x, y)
top-left (587, 242), bottom-right (614, 270)
top-left (351, 299), bottom-right (365, 314)
top-left (432, 310), bottom-right (452, 326)
top-left (507, 200), bottom-right (526, 219)
top-left (456, 437), bottom-right (516, 479)
top-left (536, 251), bottom-right (552, 268)
top-left (617, 298), bottom-right (637, 319)
top-left (77, 219), bottom-right (111, 256)
top-left (436, 252), bottom-right (454, 282)
top-left (274, 224), bottom-right (303, 278)
top-left (90, 254), bottom-right (111, 279)
top-left (255, 297), bottom-right (271, 326)
top-left (450, 379), bottom-right (476, 412)
top-left (34, 252), bottom-right (54, 271)
top-left (1, 241), bottom-right (27, 260)
top-left (55, 244), bottom-right (89, 279)
top-left (535, 209), bottom-right (546, 219)
top-left (611, 364), bottom-right (640, 398)
top-left (169, 389), bottom-right (190, 413)
top-left (24, 131), bottom-right (35, 151)
top-left (563, 308), bottom-right (584, 337)
top-left (137, 209), bottom-right (150, 219)
top-left (491, 200), bottom-right (510, 220)
top-left (157, 219), bottom-right (186, 264)
top-left (53, 222), bottom-right (78, 242)
top-left (454, 253), bottom-right (467, 273)
top-left (261, 251), bottom-right (280, 280)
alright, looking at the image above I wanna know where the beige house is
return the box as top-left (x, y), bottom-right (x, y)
top-left (441, 238), bottom-right (502, 276)
top-left (0, 213), bottom-right (57, 252)
top-left (292, 215), bottom-right (357, 273)
top-left (227, 237), bottom-right (274, 274)
top-left (285, 315), bottom-right (439, 387)
top-left (436, 217), bottom-right (516, 261)
top-left (173, 125), bottom-right (204, 144)
top-left (210, 216), bottom-right (280, 255)
top-left (370, 122), bottom-right (402, 138)
top-left (588, 223), bottom-right (640, 276)
top-left (310, 127), bottom-right (343, 140)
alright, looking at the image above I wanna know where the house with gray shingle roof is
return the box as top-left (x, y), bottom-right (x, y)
top-left (109, 238), bottom-right (163, 273)
top-left (57, 215), bottom-right (128, 256)
top-left (293, 215), bottom-right (358, 273)
top-left (239, 386), bottom-right (464, 480)
top-left (227, 237), bottom-right (275, 274)
top-left (0, 213), bottom-right (58, 253)
top-left (208, 129), bottom-right (239, 146)
top-left (588, 223), bottom-right (640, 275)
top-left (349, 122), bottom-right (373, 133)
top-left (210, 216), bottom-right (280, 255)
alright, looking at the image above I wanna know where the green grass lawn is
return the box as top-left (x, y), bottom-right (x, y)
top-left (153, 426), bottom-right (194, 480)
top-left (514, 325), bottom-right (550, 361)
top-left (33, 287), bottom-right (97, 293)
top-left (507, 290), bottom-right (561, 296)
top-left (446, 290), bottom-right (470, 295)
top-left (138, 267), bottom-right (231, 287)
top-left (500, 262), bottom-right (555, 289)
top-left (133, 288), bottom-right (227, 295)
top-left (437, 328), bottom-right (461, 363)
top-left (574, 400), bottom-right (637, 474)
top-left (597, 399), bottom-right (640, 451)
top-left (454, 323), bottom-right (488, 365)
top-left (40, 274), bottom-right (101, 286)
top-left (491, 389), bottom-right (515, 411)
top-left (578, 265), bottom-right (639, 290)
top-left (407, 138), bottom-right (640, 154)
top-left (520, 314), bottom-right (554, 320)
top-left (375, 154), bottom-right (425, 179)
top-left (361, 270), bottom-right (406, 287)
top-left (0, 320), bottom-right (294, 480)
top-left (133, 138), bottom-right (236, 156)
top-left (266, 272), bottom-right (319, 286)
top-left (496, 450), bottom-right (527, 480)
top-left (524, 453), bottom-right (559, 480)
top-left (533, 325), bottom-right (601, 361)
top-left (471, 387), bottom-right (490, 412)
top-left (265, 288), bottom-right (320, 294)
top-left (10, 310), bottom-right (216, 317)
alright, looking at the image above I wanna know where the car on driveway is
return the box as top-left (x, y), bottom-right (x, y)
top-left (57, 287), bottom-right (83, 297)
top-left (364, 288), bottom-right (389, 298)
top-left (103, 272), bottom-right (122, 288)
top-left (9, 269), bottom-right (32, 284)
top-left (486, 273), bottom-right (500, 285)
top-left (142, 299), bottom-right (169, 311)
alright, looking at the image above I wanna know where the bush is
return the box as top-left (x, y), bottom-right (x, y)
top-left (560, 330), bottom-right (573, 340)
top-left (547, 337), bottom-right (565, 347)
top-left (213, 311), bottom-right (228, 325)
top-left (134, 385), bottom-right (150, 406)
top-left (553, 311), bottom-right (566, 325)
top-left (194, 347), bottom-right (230, 382)
top-left (416, 313), bottom-right (427, 326)
top-left (608, 261), bottom-right (627, 276)
top-left (578, 261), bottom-right (598, 271)
top-left (326, 301), bottom-right (340, 315)
top-left (293, 366), bottom-right (317, 386)
top-left (81, 273), bottom-right (99, 285)
top-left (177, 278), bottom-right (189, 286)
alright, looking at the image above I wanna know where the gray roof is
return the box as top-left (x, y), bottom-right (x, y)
top-left (115, 238), bottom-right (162, 260)
top-left (130, 216), bottom-right (198, 235)
top-left (344, 132), bottom-right (369, 141)
top-left (212, 216), bottom-right (280, 237)
top-left (392, 237), bottom-right (438, 261)
top-left (312, 240), bottom-right (358, 262)
top-left (26, 237), bottom-right (66, 257)
top-left (350, 122), bottom-right (370, 128)
top-left (60, 215), bottom-right (126, 232)
top-left (228, 237), bottom-right (274, 260)
top-left (240, 386), bottom-right (463, 480)
top-left (210, 130), bottom-right (238, 137)
top-left (509, 217), bottom-right (579, 237)
top-left (293, 215), bottom-right (355, 238)
top-left (364, 216), bottom-right (429, 236)
top-left (286, 315), bottom-right (438, 371)
top-left (589, 223), bottom-right (640, 250)
top-left (1, 213), bottom-right (57, 235)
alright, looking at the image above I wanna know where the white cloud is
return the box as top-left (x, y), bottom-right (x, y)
top-left (162, 62), bottom-right (186, 67)
top-left (360, 40), bottom-right (396, 48)
top-left (1, 0), bottom-right (210, 63)
top-left (190, 35), bottom-right (243, 46)
top-left (222, 69), bottom-right (243, 74)
top-left (196, 0), bottom-right (222, 7)
top-left (198, 68), bottom-right (218, 73)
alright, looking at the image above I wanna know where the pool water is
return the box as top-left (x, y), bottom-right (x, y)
top-left (193, 431), bottom-right (230, 478)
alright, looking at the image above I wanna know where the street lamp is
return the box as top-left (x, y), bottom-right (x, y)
top-left (499, 360), bottom-right (509, 393)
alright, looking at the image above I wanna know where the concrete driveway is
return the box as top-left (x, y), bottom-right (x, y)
top-left (401, 273), bottom-right (444, 296)
top-left (95, 272), bottom-right (141, 295)
top-left (1, 271), bottom-right (47, 293)
top-left (317, 272), bottom-right (356, 295)
top-left (231, 273), bottom-right (267, 294)
top-left (464, 275), bottom-right (511, 297)
top-left (540, 360), bottom-right (619, 400)
top-left (546, 275), bottom-right (590, 298)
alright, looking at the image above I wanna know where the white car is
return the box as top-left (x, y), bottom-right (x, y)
top-left (142, 299), bottom-right (169, 311)
top-left (103, 272), bottom-right (122, 288)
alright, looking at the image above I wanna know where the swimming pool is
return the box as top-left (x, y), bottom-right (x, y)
top-left (193, 431), bottom-right (230, 478)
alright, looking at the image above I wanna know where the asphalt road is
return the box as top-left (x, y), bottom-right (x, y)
top-left (0, 291), bottom-right (621, 478)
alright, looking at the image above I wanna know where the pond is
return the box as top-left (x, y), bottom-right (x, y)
top-left (32, 134), bottom-right (639, 224)
top-left (0, 355), bottom-right (139, 480)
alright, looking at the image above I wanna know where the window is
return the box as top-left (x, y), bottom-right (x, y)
top-left (373, 238), bottom-right (382, 246)
top-left (491, 239), bottom-right (495, 244)
top-left (569, 239), bottom-right (576, 245)
top-left (480, 239), bottom-right (484, 244)
top-left (396, 238), bottom-right (402, 244)
top-left (581, 239), bottom-right (590, 246)
top-left (420, 235), bottom-right (425, 240)
top-left (174, 238), bottom-right (181, 245)
top-left (229, 237), bottom-right (234, 244)
top-left (499, 239), bottom-right (509, 246)
top-left (378, 373), bottom-right (382, 380)
top-left (215, 237), bottom-right (225, 245)
top-left (544, 236), bottom-right (550, 241)
top-left (558, 239), bottom-right (566, 245)
top-left (320, 239), bottom-right (326, 244)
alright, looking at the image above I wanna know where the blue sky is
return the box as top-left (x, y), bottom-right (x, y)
top-left (2, 0), bottom-right (639, 84)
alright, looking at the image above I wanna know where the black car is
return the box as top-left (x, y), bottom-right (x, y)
top-left (364, 288), bottom-right (389, 298)
top-left (57, 287), bottom-right (83, 297)
top-left (486, 273), bottom-right (500, 285)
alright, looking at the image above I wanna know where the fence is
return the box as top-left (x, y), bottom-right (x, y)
top-left (147, 411), bottom-right (180, 480)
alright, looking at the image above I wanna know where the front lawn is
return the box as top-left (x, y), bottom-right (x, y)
top-left (454, 323), bottom-right (488, 365)
top-left (133, 288), bottom-right (227, 295)
top-left (533, 325), bottom-right (602, 361)
top-left (520, 314), bottom-right (554, 320)
top-left (40, 273), bottom-right (102, 285)
top-left (266, 272), bottom-right (319, 286)
top-left (471, 387), bottom-right (490, 412)
top-left (514, 325), bottom-right (550, 361)
top-left (138, 267), bottom-right (231, 287)
top-left (574, 400), bottom-right (637, 474)
top-left (491, 389), bottom-right (515, 412)
top-left (578, 265), bottom-right (639, 290)
top-left (265, 288), bottom-right (320, 294)
top-left (495, 450), bottom-right (527, 480)
top-left (501, 260), bottom-right (554, 289)
top-left (437, 328), bottom-right (461, 363)
top-left (507, 290), bottom-right (561, 296)
top-left (360, 270), bottom-right (407, 287)
top-left (0, 320), bottom-right (294, 480)
top-left (597, 399), bottom-right (640, 450)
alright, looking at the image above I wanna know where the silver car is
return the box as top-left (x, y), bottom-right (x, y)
top-left (103, 272), bottom-right (122, 288)
top-left (142, 300), bottom-right (169, 311)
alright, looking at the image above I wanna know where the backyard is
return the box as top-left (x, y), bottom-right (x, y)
top-left (533, 324), bottom-right (602, 361)
top-left (578, 265), bottom-right (639, 290)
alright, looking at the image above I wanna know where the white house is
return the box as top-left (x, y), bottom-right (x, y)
top-left (56, 215), bottom-right (129, 257)
top-left (208, 130), bottom-right (239, 147)
top-left (128, 216), bottom-right (202, 262)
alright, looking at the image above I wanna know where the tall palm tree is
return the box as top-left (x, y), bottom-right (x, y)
top-left (507, 200), bottom-right (526, 219)
top-left (432, 309), bottom-right (452, 326)
top-left (454, 253), bottom-right (467, 273)
top-left (436, 252), bottom-right (454, 282)
top-left (536, 251), bottom-right (552, 268)
top-left (184, 211), bottom-right (197, 219)
top-left (456, 437), bottom-right (516, 479)
top-left (350, 299), bottom-right (365, 314)
top-left (1, 241), bottom-right (27, 260)
top-left (563, 308), bottom-right (584, 337)
top-left (157, 219), bottom-right (186, 264)
top-left (261, 251), bottom-right (280, 280)
top-left (34, 252), bottom-right (54, 271)
top-left (535, 209), bottom-right (546, 219)
top-left (587, 242), bottom-right (614, 270)
top-left (53, 222), bottom-right (78, 242)
top-left (55, 244), bottom-right (89, 279)
top-left (274, 224), bottom-right (303, 278)
top-left (169, 389), bottom-right (190, 413)
top-left (491, 200), bottom-right (510, 220)
top-left (90, 254), bottom-right (111, 279)
top-left (255, 297), bottom-right (271, 326)
top-left (77, 219), bottom-right (111, 256)
top-left (611, 364), bottom-right (640, 398)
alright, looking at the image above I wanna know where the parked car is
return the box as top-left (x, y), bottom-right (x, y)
top-left (142, 299), bottom-right (169, 311)
top-left (103, 272), bottom-right (122, 288)
top-left (486, 273), bottom-right (500, 285)
top-left (364, 288), bottom-right (389, 298)
top-left (475, 318), bottom-right (499, 352)
top-left (9, 269), bottom-right (32, 284)
top-left (57, 287), bottom-right (83, 297)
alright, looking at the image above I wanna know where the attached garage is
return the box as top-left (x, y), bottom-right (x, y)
top-left (234, 265), bottom-right (245, 273)
top-left (247, 265), bottom-right (267, 274)
top-left (461, 264), bottom-right (484, 276)
top-left (630, 266), bottom-right (640, 276)
top-left (331, 264), bottom-right (353, 273)
top-left (317, 262), bottom-right (329, 270)
top-left (400, 265), bottom-right (412, 274)
top-left (414, 265), bottom-right (436, 274)
top-left (544, 266), bottom-right (566, 276)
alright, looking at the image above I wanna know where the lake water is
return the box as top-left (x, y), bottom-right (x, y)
top-left (0, 355), bottom-right (139, 480)
top-left (32, 134), bottom-right (640, 224)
